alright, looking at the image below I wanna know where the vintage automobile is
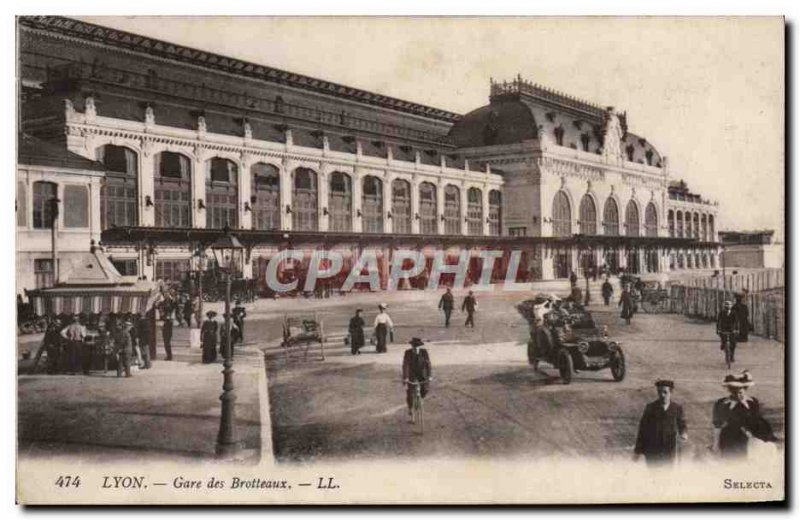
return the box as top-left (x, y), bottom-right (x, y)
top-left (516, 298), bottom-right (626, 384)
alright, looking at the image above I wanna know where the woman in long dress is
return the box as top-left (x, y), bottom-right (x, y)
top-left (373, 304), bottom-right (394, 354)
top-left (201, 311), bottom-right (219, 363)
top-left (712, 371), bottom-right (777, 459)
top-left (348, 308), bottom-right (365, 355)
top-left (618, 284), bottom-right (635, 325)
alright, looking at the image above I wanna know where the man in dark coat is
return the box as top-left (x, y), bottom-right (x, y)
top-left (201, 311), bottom-right (219, 364)
top-left (115, 319), bottom-right (135, 377)
top-left (162, 311), bottom-right (174, 361)
top-left (601, 278), bottom-right (614, 306)
top-left (717, 300), bottom-right (739, 362)
top-left (569, 271), bottom-right (578, 287)
top-left (634, 380), bottom-right (688, 465)
top-left (732, 293), bottom-right (751, 343)
top-left (619, 285), bottom-right (634, 325)
top-left (136, 313), bottom-right (152, 368)
top-left (183, 297), bottom-right (194, 329)
top-left (402, 337), bottom-right (432, 417)
top-left (348, 309), bottom-right (365, 355)
top-left (461, 290), bottom-right (478, 328)
top-left (438, 288), bottom-right (455, 328)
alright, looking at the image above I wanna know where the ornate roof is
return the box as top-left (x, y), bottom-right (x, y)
top-left (18, 16), bottom-right (461, 124)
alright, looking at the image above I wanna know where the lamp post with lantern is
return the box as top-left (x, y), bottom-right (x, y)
top-left (210, 225), bottom-right (244, 459)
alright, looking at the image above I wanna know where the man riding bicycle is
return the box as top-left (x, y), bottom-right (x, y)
top-left (717, 300), bottom-right (740, 363)
top-left (402, 337), bottom-right (432, 417)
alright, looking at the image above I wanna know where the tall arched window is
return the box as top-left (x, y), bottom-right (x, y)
top-left (32, 181), bottom-right (57, 229)
top-left (625, 200), bottom-right (640, 237)
top-left (443, 185), bottom-right (461, 235)
top-left (98, 144), bottom-right (138, 229)
top-left (328, 171), bottom-right (352, 232)
top-left (466, 187), bottom-right (483, 235)
top-left (701, 215), bottom-right (708, 242)
top-left (292, 167), bottom-right (318, 231)
top-left (693, 213), bottom-right (700, 239)
top-left (488, 190), bottom-right (502, 236)
top-left (668, 209), bottom-right (675, 237)
top-left (251, 163), bottom-right (280, 230)
top-left (578, 194), bottom-right (597, 235)
top-left (551, 191), bottom-right (571, 237)
top-left (645, 202), bottom-right (658, 237)
top-left (155, 151), bottom-right (191, 228)
top-left (676, 211), bottom-right (684, 238)
top-left (708, 215), bottom-right (715, 241)
top-left (603, 198), bottom-right (620, 235)
top-left (362, 176), bottom-right (383, 233)
top-left (419, 182), bottom-right (437, 235)
top-left (391, 179), bottom-right (411, 233)
top-left (206, 157), bottom-right (239, 228)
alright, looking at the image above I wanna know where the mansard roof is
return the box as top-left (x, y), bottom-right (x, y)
top-left (18, 16), bottom-right (461, 124)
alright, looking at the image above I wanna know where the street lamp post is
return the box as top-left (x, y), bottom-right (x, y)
top-left (210, 226), bottom-right (244, 459)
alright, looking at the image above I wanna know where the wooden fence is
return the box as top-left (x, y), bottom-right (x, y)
top-left (668, 282), bottom-right (784, 343)
top-left (677, 269), bottom-right (784, 293)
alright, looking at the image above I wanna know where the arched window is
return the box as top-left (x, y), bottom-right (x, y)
top-left (63, 185), bottom-right (89, 228)
top-left (668, 210), bottom-right (675, 237)
top-left (693, 213), bottom-right (700, 239)
top-left (466, 187), bottom-right (483, 236)
top-left (391, 179), bottom-right (411, 234)
top-left (709, 215), bottom-right (715, 241)
top-left (419, 182), bottom-right (437, 235)
top-left (206, 157), bottom-right (238, 228)
top-left (645, 202), bottom-right (658, 237)
top-left (603, 197), bottom-right (619, 236)
top-left (444, 185), bottom-right (461, 235)
top-left (362, 176), bottom-right (384, 233)
top-left (676, 211), bottom-right (684, 238)
top-left (251, 163), bottom-right (280, 230)
top-left (292, 167), bottom-right (318, 231)
top-left (155, 151), bottom-right (191, 228)
top-left (551, 191), bottom-right (571, 237)
top-left (578, 194), bottom-right (597, 235)
top-left (701, 215), bottom-right (708, 242)
top-left (488, 190), bottom-right (502, 236)
top-left (625, 200), bottom-right (640, 237)
top-left (328, 171), bottom-right (352, 232)
top-left (32, 181), bottom-right (57, 229)
top-left (97, 144), bottom-right (138, 229)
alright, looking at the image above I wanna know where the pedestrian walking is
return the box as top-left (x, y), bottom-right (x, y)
top-left (183, 296), bottom-right (193, 328)
top-left (569, 270), bottom-right (578, 287)
top-left (601, 277), bottom-right (614, 306)
top-left (732, 292), bottom-right (752, 343)
top-left (147, 307), bottom-right (158, 359)
top-left (201, 311), bottom-right (219, 363)
top-left (712, 371), bottom-right (777, 459)
top-left (438, 288), bottom-right (455, 328)
top-left (162, 312), bottom-right (174, 361)
top-left (136, 313), bottom-right (152, 368)
top-left (60, 315), bottom-right (87, 374)
top-left (402, 337), bottom-right (432, 418)
top-left (373, 303), bottom-right (394, 353)
top-left (634, 380), bottom-right (688, 466)
top-left (114, 319), bottom-right (134, 377)
top-left (717, 301), bottom-right (739, 363)
top-left (619, 284), bottom-right (634, 325)
top-left (461, 290), bottom-right (478, 328)
top-left (44, 317), bottom-right (63, 374)
top-left (348, 308), bottom-right (365, 355)
top-left (232, 300), bottom-right (247, 345)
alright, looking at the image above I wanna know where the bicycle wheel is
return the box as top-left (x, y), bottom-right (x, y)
top-left (418, 397), bottom-right (424, 435)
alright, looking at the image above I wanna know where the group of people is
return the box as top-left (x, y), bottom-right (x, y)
top-left (634, 371), bottom-right (777, 466)
top-left (200, 301), bottom-right (248, 364)
top-left (347, 303), bottom-right (394, 355)
top-left (43, 311), bottom-right (165, 377)
top-left (437, 288), bottom-right (478, 329)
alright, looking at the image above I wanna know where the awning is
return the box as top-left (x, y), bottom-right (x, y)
top-left (25, 282), bottom-right (160, 316)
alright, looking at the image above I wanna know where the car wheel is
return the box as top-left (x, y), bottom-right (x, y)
top-left (558, 349), bottom-right (573, 384)
top-left (610, 348), bottom-right (626, 381)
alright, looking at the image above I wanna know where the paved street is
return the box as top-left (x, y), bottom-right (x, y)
top-left (258, 287), bottom-right (785, 463)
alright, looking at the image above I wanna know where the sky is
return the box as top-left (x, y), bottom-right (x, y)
top-left (79, 16), bottom-right (785, 239)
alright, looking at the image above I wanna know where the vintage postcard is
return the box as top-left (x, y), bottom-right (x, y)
top-left (14, 15), bottom-right (785, 505)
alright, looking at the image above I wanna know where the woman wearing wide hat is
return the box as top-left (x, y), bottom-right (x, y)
top-left (373, 303), bottom-right (394, 354)
top-left (712, 370), bottom-right (776, 458)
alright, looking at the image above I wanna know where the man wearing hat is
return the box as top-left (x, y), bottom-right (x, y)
top-left (713, 371), bottom-right (774, 458)
top-left (348, 308), bottom-right (366, 355)
top-left (402, 338), bottom-right (432, 417)
top-left (634, 379), bottom-right (688, 465)
top-left (114, 319), bottom-right (135, 377)
top-left (438, 288), bottom-right (455, 328)
top-left (461, 290), bottom-right (478, 329)
top-left (717, 300), bottom-right (740, 362)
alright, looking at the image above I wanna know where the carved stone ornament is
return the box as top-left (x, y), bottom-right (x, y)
top-left (144, 105), bottom-right (155, 126)
top-left (243, 120), bottom-right (252, 140)
top-left (586, 180), bottom-right (592, 192)
top-left (197, 115), bottom-right (207, 135)
top-left (84, 96), bottom-right (97, 121)
top-left (601, 111), bottom-right (624, 164)
top-left (64, 99), bottom-right (77, 121)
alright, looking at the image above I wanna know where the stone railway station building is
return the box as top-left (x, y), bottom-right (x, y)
top-left (16, 16), bottom-right (720, 294)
